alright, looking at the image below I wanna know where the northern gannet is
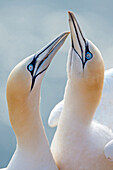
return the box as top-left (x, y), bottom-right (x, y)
top-left (48, 68), bottom-right (113, 128)
top-left (2, 32), bottom-right (69, 170)
top-left (51, 11), bottom-right (113, 170)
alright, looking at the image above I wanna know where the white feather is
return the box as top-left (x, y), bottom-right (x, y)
top-left (48, 100), bottom-right (64, 127)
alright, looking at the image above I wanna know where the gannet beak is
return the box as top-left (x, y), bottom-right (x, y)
top-left (68, 11), bottom-right (86, 65)
top-left (30, 32), bottom-right (69, 90)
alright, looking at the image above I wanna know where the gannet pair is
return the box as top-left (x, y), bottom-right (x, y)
top-left (1, 32), bottom-right (69, 170)
top-left (50, 11), bottom-right (113, 169)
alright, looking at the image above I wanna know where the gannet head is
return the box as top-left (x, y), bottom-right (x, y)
top-left (6, 32), bottom-right (69, 135)
top-left (67, 11), bottom-right (104, 92)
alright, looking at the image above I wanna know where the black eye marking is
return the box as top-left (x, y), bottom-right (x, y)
top-left (28, 64), bottom-right (33, 72)
top-left (85, 52), bottom-right (93, 60)
top-left (82, 42), bottom-right (93, 69)
top-left (27, 57), bottom-right (36, 76)
top-left (30, 65), bottom-right (49, 91)
top-left (85, 43), bottom-right (93, 62)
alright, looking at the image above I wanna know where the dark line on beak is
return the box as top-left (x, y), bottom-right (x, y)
top-left (71, 34), bottom-right (82, 59)
top-left (35, 55), bottom-right (49, 76)
top-left (71, 37), bottom-right (74, 49)
top-left (35, 36), bottom-right (60, 59)
top-left (75, 17), bottom-right (86, 45)
top-left (69, 13), bottom-right (83, 58)
top-left (30, 66), bottom-right (49, 92)
top-left (34, 36), bottom-right (62, 77)
top-left (35, 65), bottom-right (49, 78)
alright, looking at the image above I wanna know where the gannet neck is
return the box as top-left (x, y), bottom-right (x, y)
top-left (7, 82), bottom-right (48, 151)
top-left (7, 81), bottom-right (51, 153)
top-left (5, 32), bottom-right (70, 170)
top-left (7, 83), bottom-right (58, 170)
top-left (61, 79), bottom-right (103, 125)
top-left (7, 78), bottom-right (41, 142)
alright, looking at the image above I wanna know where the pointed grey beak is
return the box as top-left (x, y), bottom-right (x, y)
top-left (68, 11), bottom-right (87, 65)
top-left (29, 32), bottom-right (69, 90)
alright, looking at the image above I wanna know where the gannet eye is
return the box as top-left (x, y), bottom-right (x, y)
top-left (86, 52), bottom-right (93, 60)
top-left (28, 64), bottom-right (34, 72)
top-left (27, 57), bottom-right (36, 76)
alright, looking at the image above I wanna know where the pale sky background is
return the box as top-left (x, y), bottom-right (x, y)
top-left (0, 0), bottom-right (113, 168)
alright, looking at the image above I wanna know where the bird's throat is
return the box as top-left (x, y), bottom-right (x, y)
top-left (60, 80), bottom-right (102, 126)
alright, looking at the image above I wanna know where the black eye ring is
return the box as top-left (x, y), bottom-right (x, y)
top-left (27, 57), bottom-right (36, 77)
top-left (28, 64), bottom-right (34, 72)
top-left (86, 52), bottom-right (93, 60)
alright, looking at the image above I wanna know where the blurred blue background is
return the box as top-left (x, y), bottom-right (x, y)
top-left (0, 0), bottom-right (113, 168)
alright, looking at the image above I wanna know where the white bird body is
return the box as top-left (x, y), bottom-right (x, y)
top-left (51, 11), bottom-right (113, 169)
top-left (48, 68), bottom-right (113, 128)
top-left (1, 32), bottom-right (69, 170)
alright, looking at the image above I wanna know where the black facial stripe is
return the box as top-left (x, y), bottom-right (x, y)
top-left (30, 65), bottom-right (49, 91)
top-left (85, 42), bottom-right (90, 53)
top-left (30, 53), bottom-right (50, 91)
top-left (30, 76), bottom-right (36, 91)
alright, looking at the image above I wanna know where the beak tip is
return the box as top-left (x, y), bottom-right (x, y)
top-left (63, 32), bottom-right (70, 40)
top-left (66, 32), bottom-right (70, 35)
top-left (68, 11), bottom-right (74, 17)
top-left (68, 11), bottom-right (86, 61)
top-left (68, 11), bottom-right (72, 14)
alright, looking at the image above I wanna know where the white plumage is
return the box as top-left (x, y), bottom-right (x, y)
top-left (48, 68), bottom-right (113, 129)
top-left (50, 11), bottom-right (113, 169)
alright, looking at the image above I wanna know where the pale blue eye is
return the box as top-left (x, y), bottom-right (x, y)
top-left (86, 52), bottom-right (93, 60)
top-left (28, 64), bottom-right (33, 72)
